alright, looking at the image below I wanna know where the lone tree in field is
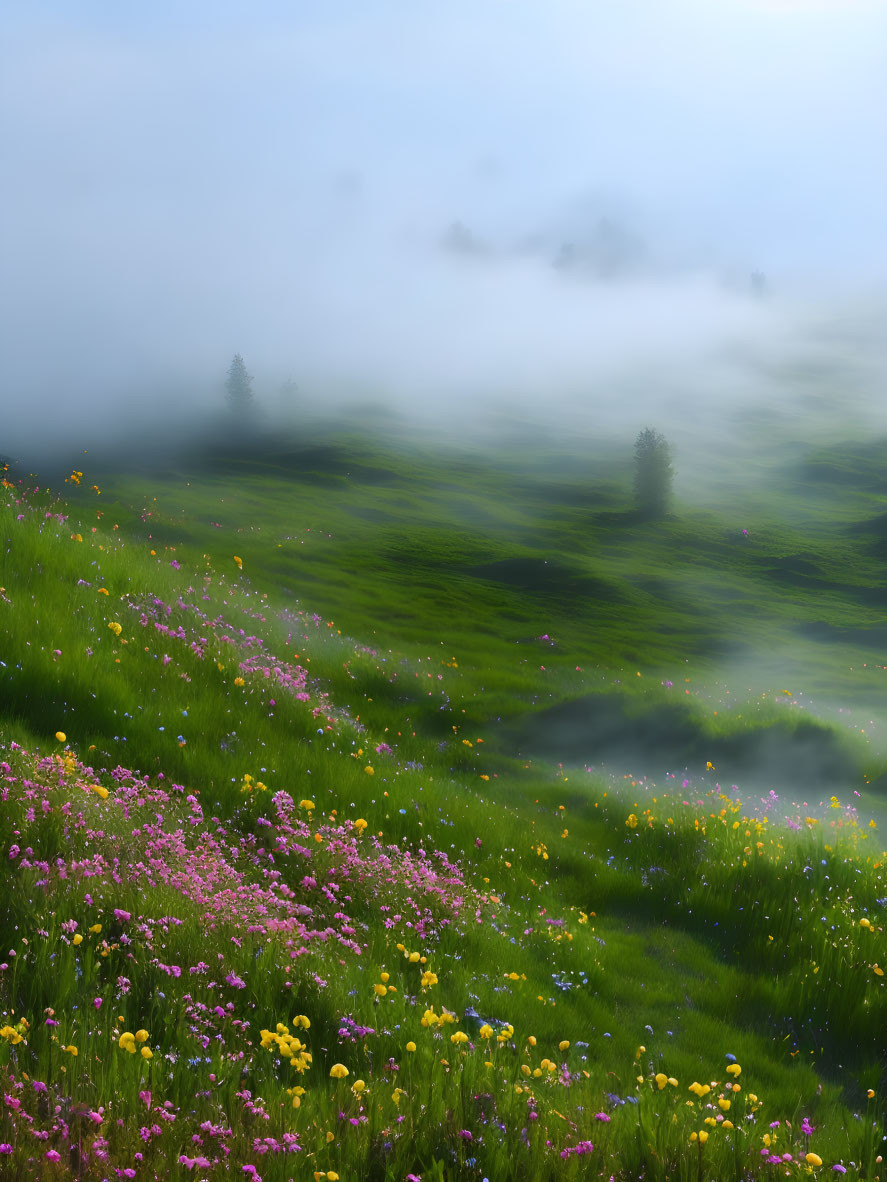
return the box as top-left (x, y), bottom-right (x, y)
top-left (225, 354), bottom-right (254, 415)
top-left (633, 428), bottom-right (673, 519)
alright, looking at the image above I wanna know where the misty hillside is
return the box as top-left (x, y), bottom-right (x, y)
top-left (3, 1), bottom-right (887, 1177)
top-left (0, 426), bottom-right (885, 1179)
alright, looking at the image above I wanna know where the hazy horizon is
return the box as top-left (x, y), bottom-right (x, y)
top-left (3, 1), bottom-right (886, 451)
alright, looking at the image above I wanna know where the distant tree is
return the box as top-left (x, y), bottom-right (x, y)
top-left (633, 428), bottom-right (673, 519)
top-left (225, 354), bottom-right (254, 415)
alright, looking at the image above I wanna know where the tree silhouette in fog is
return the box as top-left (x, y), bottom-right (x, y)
top-left (633, 428), bottom-right (673, 519)
top-left (225, 354), bottom-right (254, 415)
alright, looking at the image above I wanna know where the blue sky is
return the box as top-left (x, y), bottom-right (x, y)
top-left (2, 1), bottom-right (885, 438)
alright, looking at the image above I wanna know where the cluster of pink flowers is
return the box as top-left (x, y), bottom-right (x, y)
top-left (3, 740), bottom-right (474, 981)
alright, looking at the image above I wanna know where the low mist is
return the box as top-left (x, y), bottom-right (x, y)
top-left (2, 1), bottom-right (886, 463)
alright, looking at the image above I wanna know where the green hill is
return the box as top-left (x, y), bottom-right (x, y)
top-left (0, 428), bottom-right (885, 1180)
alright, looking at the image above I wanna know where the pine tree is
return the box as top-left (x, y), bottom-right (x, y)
top-left (633, 428), bottom-right (673, 519)
top-left (225, 354), bottom-right (254, 415)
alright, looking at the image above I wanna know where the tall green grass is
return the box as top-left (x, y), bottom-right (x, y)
top-left (0, 435), bottom-right (885, 1179)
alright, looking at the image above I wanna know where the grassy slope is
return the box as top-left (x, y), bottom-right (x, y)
top-left (97, 426), bottom-right (887, 777)
top-left (0, 428), bottom-right (885, 1179)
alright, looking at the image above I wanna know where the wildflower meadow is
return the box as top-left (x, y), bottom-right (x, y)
top-left (1, 433), bottom-right (886, 1180)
